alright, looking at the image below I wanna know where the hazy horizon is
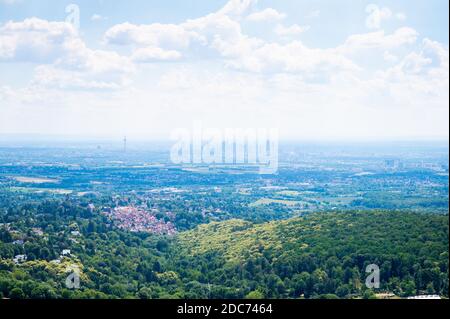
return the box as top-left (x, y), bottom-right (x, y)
top-left (0, 133), bottom-right (449, 143)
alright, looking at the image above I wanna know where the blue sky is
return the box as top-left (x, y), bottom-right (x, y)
top-left (1, 0), bottom-right (448, 46)
top-left (0, 0), bottom-right (448, 140)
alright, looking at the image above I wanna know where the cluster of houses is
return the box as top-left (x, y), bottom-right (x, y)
top-left (49, 249), bottom-right (72, 264)
top-left (13, 249), bottom-right (72, 265)
top-left (31, 227), bottom-right (44, 236)
top-left (103, 206), bottom-right (176, 235)
top-left (3, 222), bottom-right (84, 266)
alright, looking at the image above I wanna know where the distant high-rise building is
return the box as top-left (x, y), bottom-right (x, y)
top-left (384, 159), bottom-right (395, 168)
top-left (123, 136), bottom-right (127, 153)
top-left (384, 159), bottom-right (403, 170)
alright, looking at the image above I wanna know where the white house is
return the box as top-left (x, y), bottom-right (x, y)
top-left (407, 295), bottom-right (441, 299)
top-left (13, 254), bottom-right (27, 264)
top-left (61, 249), bottom-right (71, 256)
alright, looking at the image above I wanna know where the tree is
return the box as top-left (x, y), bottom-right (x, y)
top-left (363, 289), bottom-right (377, 299)
top-left (137, 287), bottom-right (153, 299)
top-left (39, 247), bottom-right (51, 260)
top-left (156, 239), bottom-right (169, 252)
top-left (9, 287), bottom-right (25, 299)
top-left (245, 290), bottom-right (264, 299)
top-left (401, 280), bottom-right (416, 297)
top-left (426, 282), bottom-right (435, 294)
top-left (0, 229), bottom-right (12, 243)
top-left (336, 285), bottom-right (350, 298)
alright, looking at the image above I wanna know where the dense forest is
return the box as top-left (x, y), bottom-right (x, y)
top-left (0, 196), bottom-right (448, 299)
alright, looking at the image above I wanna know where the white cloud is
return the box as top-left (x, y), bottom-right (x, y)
top-left (101, 3), bottom-right (419, 79)
top-left (340, 27), bottom-right (419, 53)
top-left (383, 39), bottom-right (448, 78)
top-left (103, 1), bottom-right (361, 77)
top-left (226, 41), bottom-right (359, 74)
top-left (217, 0), bottom-right (257, 17)
top-left (365, 4), bottom-right (392, 29)
top-left (274, 24), bottom-right (310, 37)
top-left (132, 47), bottom-right (182, 62)
top-left (104, 4), bottom-right (249, 62)
top-left (383, 51), bottom-right (398, 63)
top-left (91, 14), bottom-right (108, 22)
top-left (0, 18), bottom-right (134, 90)
top-left (32, 65), bottom-right (127, 90)
top-left (365, 4), bottom-right (408, 29)
top-left (182, 13), bottom-right (243, 46)
top-left (0, 18), bottom-right (79, 62)
top-left (104, 22), bottom-right (199, 49)
top-left (246, 8), bottom-right (286, 22)
top-left (31, 46), bottom-right (134, 90)
top-left (374, 39), bottom-right (449, 114)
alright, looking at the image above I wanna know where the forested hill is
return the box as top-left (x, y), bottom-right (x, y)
top-left (173, 211), bottom-right (449, 299)
top-left (1, 209), bottom-right (448, 299)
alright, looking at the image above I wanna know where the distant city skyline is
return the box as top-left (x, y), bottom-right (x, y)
top-left (0, 0), bottom-right (449, 140)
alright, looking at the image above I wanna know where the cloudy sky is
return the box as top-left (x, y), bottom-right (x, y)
top-left (0, 0), bottom-right (448, 140)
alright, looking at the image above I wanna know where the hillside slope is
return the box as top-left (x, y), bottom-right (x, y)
top-left (174, 211), bottom-right (449, 298)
